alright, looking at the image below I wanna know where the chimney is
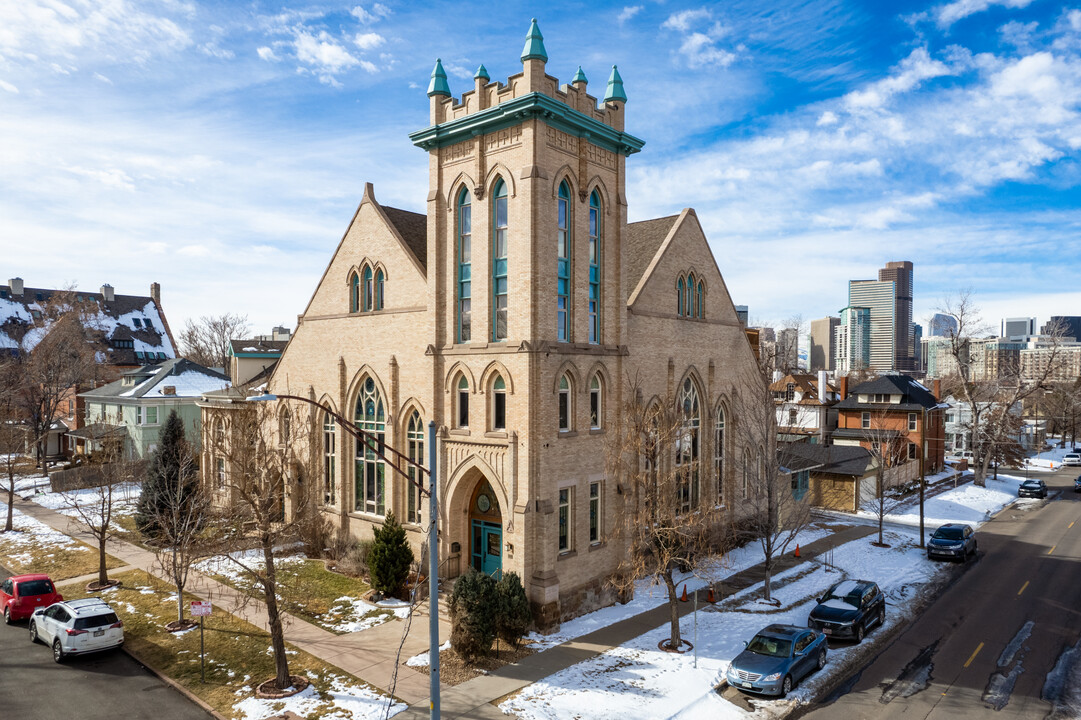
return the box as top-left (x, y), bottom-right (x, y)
top-left (772, 369), bottom-right (783, 383)
top-left (839, 375), bottom-right (848, 400)
top-left (100, 284), bottom-right (115, 302)
top-left (818, 370), bottom-right (829, 403)
top-left (933, 379), bottom-right (941, 401)
top-left (162, 386), bottom-right (176, 396)
top-left (8, 277), bottom-right (23, 296)
top-left (150, 282), bottom-right (160, 304)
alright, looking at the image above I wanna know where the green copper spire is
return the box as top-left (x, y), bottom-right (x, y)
top-left (427, 58), bottom-right (450, 97)
top-left (571, 66), bottom-right (588, 84)
top-left (474, 64), bottom-right (490, 81)
top-left (603, 65), bottom-right (627, 103)
top-left (521, 18), bottom-right (548, 63)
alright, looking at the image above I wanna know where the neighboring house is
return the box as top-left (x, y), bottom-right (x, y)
top-left (0, 278), bottom-right (177, 457)
top-left (943, 395), bottom-right (1030, 456)
top-left (782, 443), bottom-right (876, 513)
top-left (832, 374), bottom-right (947, 479)
top-left (228, 337), bottom-right (288, 387)
top-left (78, 359), bottom-right (228, 459)
top-left (249, 22), bottom-right (764, 630)
top-left (770, 371), bottom-right (838, 443)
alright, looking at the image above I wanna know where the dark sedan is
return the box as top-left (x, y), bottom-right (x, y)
top-left (807, 579), bottom-right (885, 643)
top-left (1073, 475), bottom-right (1081, 492)
top-left (1019, 479), bottom-right (1048, 499)
top-left (927, 523), bottom-right (977, 562)
top-left (726, 624), bottom-right (827, 696)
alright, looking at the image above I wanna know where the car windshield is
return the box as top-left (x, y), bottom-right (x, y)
top-left (747, 635), bottom-right (792, 658)
top-left (933, 527), bottom-right (964, 541)
top-left (825, 580), bottom-right (862, 606)
top-left (74, 612), bottom-right (118, 630)
top-left (17, 579), bottom-right (54, 596)
top-left (1022, 481), bottom-right (1041, 488)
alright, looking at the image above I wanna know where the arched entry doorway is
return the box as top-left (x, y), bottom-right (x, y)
top-left (468, 479), bottom-right (502, 577)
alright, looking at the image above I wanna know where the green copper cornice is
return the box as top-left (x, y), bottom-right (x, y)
top-left (427, 59), bottom-right (450, 97)
top-left (571, 66), bottom-right (588, 84)
top-left (409, 92), bottom-right (644, 156)
top-left (604, 65), bottom-right (627, 103)
top-left (521, 19), bottom-right (548, 62)
top-left (474, 64), bottom-right (490, 81)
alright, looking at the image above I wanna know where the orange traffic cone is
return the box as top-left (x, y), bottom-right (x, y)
top-left (680, 584), bottom-right (689, 602)
top-left (794, 544), bottom-right (801, 559)
top-left (707, 586), bottom-right (716, 603)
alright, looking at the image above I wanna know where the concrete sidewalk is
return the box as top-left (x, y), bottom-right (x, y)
top-left (12, 495), bottom-right (875, 719)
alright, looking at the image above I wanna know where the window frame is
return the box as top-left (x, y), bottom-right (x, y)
top-left (861, 411), bottom-right (870, 429)
top-left (323, 411), bottom-right (336, 506)
top-left (457, 375), bottom-right (470, 429)
top-left (589, 374), bottom-right (602, 429)
top-left (491, 376), bottom-right (507, 431)
top-left (374, 268), bottom-right (385, 311)
top-left (558, 374), bottom-right (572, 432)
top-left (558, 486), bottom-right (573, 553)
top-left (457, 188), bottom-right (472, 343)
top-left (588, 190), bottom-right (601, 344)
top-left (362, 266), bottom-right (373, 312)
top-left (714, 406), bottom-right (725, 503)
top-left (589, 480), bottom-right (601, 544)
top-left (908, 412), bottom-right (918, 431)
top-left (492, 180), bottom-right (508, 341)
top-left (677, 276), bottom-right (685, 316)
top-left (350, 271), bottom-right (360, 313)
top-left (406, 411), bottom-right (424, 523)
top-left (556, 182), bottom-right (571, 342)
top-left (354, 376), bottom-right (386, 516)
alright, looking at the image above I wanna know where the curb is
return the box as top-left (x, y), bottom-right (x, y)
top-left (121, 643), bottom-right (230, 720)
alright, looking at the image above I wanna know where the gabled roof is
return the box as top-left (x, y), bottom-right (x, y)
top-left (81, 358), bottom-right (228, 400)
top-left (229, 339), bottom-right (288, 356)
top-left (381, 206), bottom-right (427, 270)
top-left (781, 443), bottom-right (875, 478)
top-left (835, 374), bottom-right (940, 411)
top-left (624, 215), bottom-right (679, 296)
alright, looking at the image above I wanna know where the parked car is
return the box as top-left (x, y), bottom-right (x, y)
top-left (1063, 453), bottom-right (1081, 466)
top-left (29, 597), bottom-right (124, 663)
top-left (1073, 475), bottom-right (1081, 492)
top-left (726, 624), bottom-right (827, 696)
top-left (806, 579), bottom-right (885, 643)
top-left (927, 523), bottom-right (977, 562)
top-left (0, 574), bottom-right (62, 624)
top-left (1019, 479), bottom-right (1048, 499)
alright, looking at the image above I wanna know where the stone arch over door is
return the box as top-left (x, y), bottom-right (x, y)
top-left (445, 458), bottom-right (508, 579)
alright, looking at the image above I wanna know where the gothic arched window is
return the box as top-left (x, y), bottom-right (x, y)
top-left (492, 180), bottom-right (508, 341)
top-left (676, 378), bottom-right (700, 512)
top-left (457, 187), bottom-right (472, 342)
top-left (557, 181), bottom-right (571, 342)
top-left (354, 377), bottom-right (385, 515)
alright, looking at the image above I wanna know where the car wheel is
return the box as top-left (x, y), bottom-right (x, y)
top-left (29, 622), bottom-right (37, 644)
top-left (877, 606), bottom-right (885, 628)
top-left (817, 648), bottom-right (827, 671)
top-left (3, 607), bottom-right (10, 625)
top-left (781, 675), bottom-right (793, 696)
top-left (52, 639), bottom-right (65, 663)
top-left (856, 623), bottom-right (865, 643)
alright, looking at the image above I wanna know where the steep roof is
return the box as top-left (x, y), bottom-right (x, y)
top-left (624, 214), bottom-right (679, 293)
top-left (781, 443), bottom-right (875, 478)
top-left (835, 374), bottom-right (941, 411)
top-left (0, 284), bottom-right (176, 364)
top-left (382, 206), bottom-right (428, 271)
top-left (229, 339), bottom-right (288, 355)
top-left (81, 358), bottom-right (228, 400)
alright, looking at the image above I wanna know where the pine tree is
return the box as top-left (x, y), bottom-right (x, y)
top-left (367, 510), bottom-right (414, 597)
top-left (136, 410), bottom-right (198, 539)
top-left (449, 568), bottom-right (496, 663)
top-left (495, 571), bottom-right (532, 649)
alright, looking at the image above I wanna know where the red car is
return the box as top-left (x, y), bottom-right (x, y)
top-left (1, 574), bottom-right (63, 623)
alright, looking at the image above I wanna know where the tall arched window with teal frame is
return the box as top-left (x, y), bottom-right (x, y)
top-left (686, 272), bottom-right (696, 319)
top-left (588, 190), bottom-right (601, 344)
top-left (374, 268), bottom-right (385, 311)
top-left (354, 376), bottom-right (386, 516)
top-left (362, 266), bottom-right (373, 312)
top-left (492, 179), bottom-right (508, 341)
top-left (457, 187), bottom-right (472, 342)
top-left (556, 181), bottom-right (571, 342)
top-left (696, 280), bottom-right (704, 319)
top-left (677, 276), bottom-right (685, 316)
top-left (349, 271), bottom-right (360, 313)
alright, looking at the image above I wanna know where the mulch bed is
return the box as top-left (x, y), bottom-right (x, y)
top-left (165, 619), bottom-right (198, 633)
top-left (408, 641), bottom-right (536, 686)
top-left (255, 674), bottom-right (310, 699)
top-left (657, 639), bottom-right (693, 653)
top-left (86, 579), bottom-right (122, 592)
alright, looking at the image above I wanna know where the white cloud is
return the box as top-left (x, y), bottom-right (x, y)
top-left (200, 42), bottom-right (234, 59)
top-left (935, 0), bottom-right (1036, 28)
top-left (350, 3), bottom-right (391, 24)
top-left (817, 111), bottom-right (838, 126)
top-left (844, 48), bottom-right (958, 111)
top-left (177, 244), bottom-right (211, 257)
top-left (257, 46), bottom-right (279, 62)
top-left (293, 30), bottom-right (359, 80)
top-left (662, 9), bottom-right (711, 33)
top-left (93, 72), bottom-right (112, 84)
top-left (663, 9), bottom-right (737, 69)
top-left (619, 6), bottom-right (643, 24)
top-left (354, 32), bottom-right (384, 50)
top-left (0, 79), bottom-right (18, 93)
top-left (360, 59), bottom-right (378, 74)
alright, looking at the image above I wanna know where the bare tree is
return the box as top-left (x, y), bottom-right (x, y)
top-left (859, 410), bottom-right (911, 546)
top-left (938, 292), bottom-right (1068, 486)
top-left (178, 313), bottom-right (251, 369)
top-left (206, 399), bottom-right (320, 690)
top-left (606, 374), bottom-right (727, 651)
top-left (730, 371), bottom-right (811, 602)
top-left (0, 356), bottom-right (24, 532)
top-left (148, 440), bottom-right (211, 628)
top-left (62, 443), bottom-right (139, 589)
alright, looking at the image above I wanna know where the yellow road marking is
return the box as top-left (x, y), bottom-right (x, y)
top-left (1070, 521), bottom-right (1075, 529)
top-left (964, 642), bottom-right (984, 668)
top-left (1049, 545), bottom-right (1057, 555)
top-left (1018, 581), bottom-right (1030, 596)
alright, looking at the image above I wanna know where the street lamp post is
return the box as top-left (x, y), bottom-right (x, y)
top-left (247, 392), bottom-right (441, 718)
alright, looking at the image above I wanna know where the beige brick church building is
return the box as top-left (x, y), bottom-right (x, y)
top-left (263, 21), bottom-right (763, 627)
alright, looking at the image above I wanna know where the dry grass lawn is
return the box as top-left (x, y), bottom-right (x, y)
top-left (0, 531), bottom-right (124, 580)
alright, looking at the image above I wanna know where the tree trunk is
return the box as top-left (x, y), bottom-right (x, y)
top-left (663, 571), bottom-right (681, 651)
top-left (97, 535), bottom-right (109, 586)
top-left (763, 557), bottom-right (773, 602)
top-left (262, 542), bottom-right (291, 689)
top-left (877, 472), bottom-right (885, 545)
top-left (5, 474), bottom-right (13, 532)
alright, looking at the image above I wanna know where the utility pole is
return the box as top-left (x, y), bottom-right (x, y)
top-left (918, 405), bottom-right (926, 548)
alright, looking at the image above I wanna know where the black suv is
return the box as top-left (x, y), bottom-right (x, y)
top-left (927, 523), bottom-right (977, 562)
top-left (1018, 479), bottom-right (1048, 499)
top-left (807, 579), bottom-right (885, 643)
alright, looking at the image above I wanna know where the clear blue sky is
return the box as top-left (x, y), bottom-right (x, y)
top-left (2, 1), bottom-right (1078, 337)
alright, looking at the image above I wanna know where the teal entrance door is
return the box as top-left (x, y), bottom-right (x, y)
top-left (471, 520), bottom-right (502, 577)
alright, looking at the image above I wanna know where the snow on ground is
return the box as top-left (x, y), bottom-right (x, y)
top-left (1023, 442), bottom-right (1076, 471)
top-left (31, 481), bottom-right (141, 530)
top-left (406, 640), bottom-right (451, 667)
top-left (524, 524), bottom-right (833, 652)
top-left (231, 672), bottom-right (406, 720)
top-left (10, 472), bottom-right (51, 495)
top-left (501, 477), bottom-right (1025, 720)
top-left (857, 473), bottom-right (1026, 528)
top-left (0, 498), bottom-right (92, 554)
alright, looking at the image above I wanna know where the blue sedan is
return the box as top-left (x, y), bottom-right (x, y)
top-left (727, 624), bottom-right (828, 696)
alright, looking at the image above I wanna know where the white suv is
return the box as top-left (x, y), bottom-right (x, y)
top-left (1063, 453), bottom-right (1081, 467)
top-left (29, 597), bottom-right (124, 663)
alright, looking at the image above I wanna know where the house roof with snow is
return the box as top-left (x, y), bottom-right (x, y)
top-left (228, 339), bottom-right (289, 357)
top-left (0, 280), bottom-right (176, 365)
top-left (80, 358), bottom-right (229, 401)
top-left (834, 374), bottom-right (942, 412)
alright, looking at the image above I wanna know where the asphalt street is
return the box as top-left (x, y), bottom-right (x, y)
top-left (0, 567), bottom-right (211, 720)
top-left (803, 463), bottom-right (1081, 719)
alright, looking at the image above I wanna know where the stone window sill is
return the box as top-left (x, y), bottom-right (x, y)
top-left (485, 431), bottom-right (508, 439)
top-left (557, 549), bottom-right (577, 561)
top-left (588, 541), bottom-right (605, 552)
top-left (558, 430), bottom-right (577, 439)
top-left (448, 428), bottom-right (470, 437)
top-left (588, 428), bottom-right (604, 436)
